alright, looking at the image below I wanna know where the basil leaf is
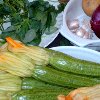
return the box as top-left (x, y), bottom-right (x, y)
top-left (29, 19), bottom-right (41, 32)
top-left (44, 26), bottom-right (57, 35)
top-left (28, 37), bottom-right (41, 46)
top-left (17, 19), bottom-right (29, 41)
top-left (23, 29), bottom-right (36, 43)
top-left (0, 0), bottom-right (3, 4)
top-left (3, 25), bottom-right (15, 32)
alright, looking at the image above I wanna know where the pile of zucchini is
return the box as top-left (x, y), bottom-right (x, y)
top-left (0, 37), bottom-right (100, 100)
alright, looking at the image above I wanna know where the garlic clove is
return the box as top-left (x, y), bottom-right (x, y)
top-left (82, 19), bottom-right (93, 33)
top-left (83, 31), bottom-right (93, 39)
top-left (70, 29), bottom-right (78, 33)
top-left (76, 27), bottom-right (85, 38)
top-left (83, 32), bottom-right (90, 39)
top-left (68, 19), bottom-right (79, 30)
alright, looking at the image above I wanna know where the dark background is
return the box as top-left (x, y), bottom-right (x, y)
top-left (47, 33), bottom-right (73, 48)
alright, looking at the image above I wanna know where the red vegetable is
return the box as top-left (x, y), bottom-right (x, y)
top-left (90, 5), bottom-right (100, 38)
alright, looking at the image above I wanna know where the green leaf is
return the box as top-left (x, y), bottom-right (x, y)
top-left (10, 13), bottom-right (22, 24)
top-left (35, 10), bottom-right (44, 21)
top-left (46, 13), bottom-right (52, 29)
top-left (29, 19), bottom-right (41, 32)
top-left (44, 26), bottom-right (57, 35)
top-left (3, 25), bottom-right (15, 32)
top-left (0, 0), bottom-right (3, 4)
top-left (17, 19), bottom-right (29, 41)
top-left (57, 3), bottom-right (66, 13)
top-left (28, 37), bottom-right (41, 46)
top-left (0, 31), bottom-right (18, 40)
top-left (28, 8), bottom-right (34, 18)
top-left (23, 29), bottom-right (36, 43)
top-left (3, 3), bottom-right (12, 13)
top-left (41, 13), bottom-right (47, 26)
top-left (38, 6), bottom-right (45, 12)
top-left (50, 12), bottom-right (57, 26)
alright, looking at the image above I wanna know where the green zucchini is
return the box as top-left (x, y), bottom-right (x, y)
top-left (32, 66), bottom-right (100, 88)
top-left (12, 88), bottom-right (70, 100)
top-left (22, 77), bottom-right (66, 90)
top-left (47, 49), bottom-right (100, 77)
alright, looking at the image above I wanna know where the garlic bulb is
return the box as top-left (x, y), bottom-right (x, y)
top-left (67, 18), bottom-right (93, 39)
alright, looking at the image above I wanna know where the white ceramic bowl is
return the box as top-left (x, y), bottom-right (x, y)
top-left (60, 0), bottom-right (100, 47)
top-left (51, 46), bottom-right (100, 64)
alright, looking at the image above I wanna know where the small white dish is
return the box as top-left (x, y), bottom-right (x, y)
top-left (60, 0), bottom-right (100, 47)
top-left (51, 46), bottom-right (100, 63)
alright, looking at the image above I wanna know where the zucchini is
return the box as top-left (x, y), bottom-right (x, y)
top-left (32, 66), bottom-right (100, 88)
top-left (22, 77), bottom-right (66, 90)
top-left (12, 88), bottom-right (70, 100)
top-left (48, 49), bottom-right (100, 77)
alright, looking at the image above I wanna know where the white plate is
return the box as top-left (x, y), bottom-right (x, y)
top-left (60, 0), bottom-right (100, 48)
top-left (51, 46), bottom-right (100, 64)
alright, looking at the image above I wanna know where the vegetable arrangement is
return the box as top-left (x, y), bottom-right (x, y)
top-left (0, 0), bottom-right (99, 99)
top-left (0, 0), bottom-right (67, 46)
top-left (0, 37), bottom-right (99, 100)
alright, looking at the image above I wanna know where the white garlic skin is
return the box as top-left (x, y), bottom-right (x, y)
top-left (83, 31), bottom-right (93, 39)
top-left (70, 29), bottom-right (78, 33)
top-left (81, 18), bottom-right (94, 34)
top-left (83, 32), bottom-right (90, 39)
top-left (76, 28), bottom-right (85, 38)
top-left (82, 24), bottom-right (93, 34)
top-left (68, 19), bottom-right (79, 30)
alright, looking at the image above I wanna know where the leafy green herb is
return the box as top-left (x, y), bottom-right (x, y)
top-left (0, 0), bottom-right (67, 46)
top-left (0, 0), bottom-right (3, 4)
